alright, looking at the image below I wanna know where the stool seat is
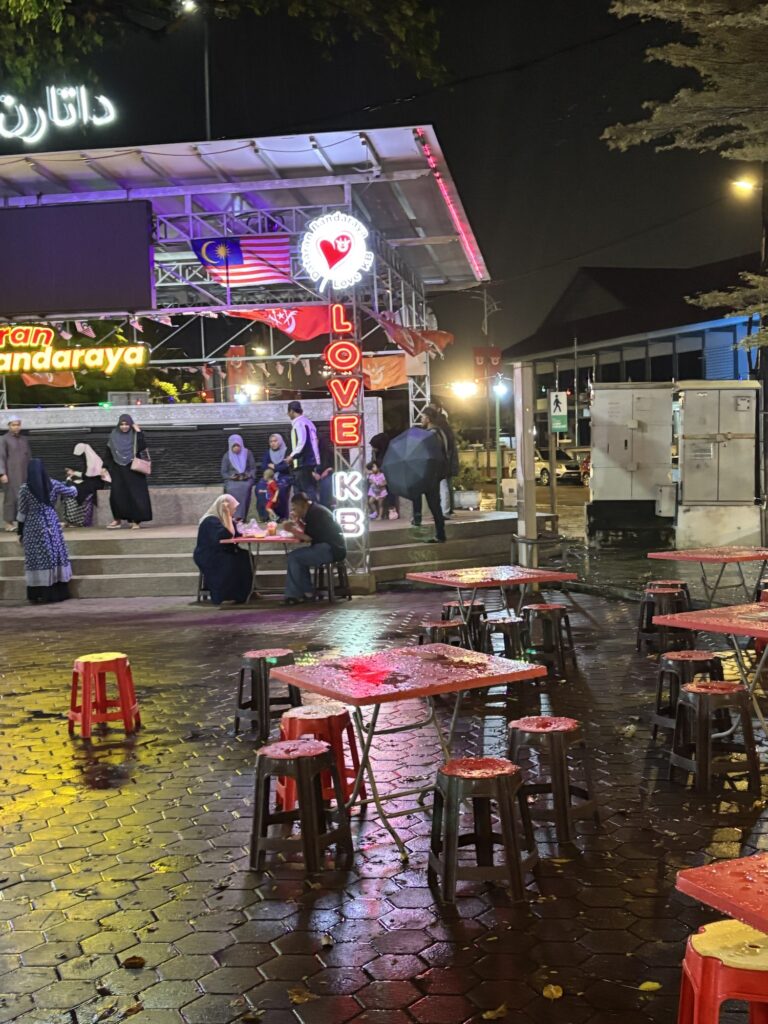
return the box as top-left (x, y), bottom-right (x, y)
top-left (646, 586), bottom-right (685, 595)
top-left (485, 615), bottom-right (522, 625)
top-left (242, 648), bottom-right (294, 661)
top-left (441, 757), bottom-right (520, 779)
top-left (649, 578), bottom-right (688, 588)
top-left (663, 649), bottom-right (721, 662)
top-left (508, 715), bottom-right (599, 844)
top-left (250, 738), bottom-right (352, 874)
top-left (691, 919), bottom-right (768, 970)
top-left (281, 701), bottom-right (346, 721)
top-left (679, 918), bottom-right (768, 1024)
top-left (523, 602), bottom-right (567, 612)
top-left (278, 702), bottom-right (364, 810)
top-left (508, 715), bottom-right (580, 733)
top-left (69, 652), bottom-right (140, 740)
top-left (442, 600), bottom-right (486, 611)
top-left (429, 756), bottom-right (536, 902)
top-left (422, 619), bottom-right (466, 630)
top-left (259, 738), bottom-right (330, 759)
top-left (682, 681), bottom-right (744, 695)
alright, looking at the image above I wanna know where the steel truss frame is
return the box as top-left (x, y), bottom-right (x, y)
top-left (0, 175), bottom-right (437, 577)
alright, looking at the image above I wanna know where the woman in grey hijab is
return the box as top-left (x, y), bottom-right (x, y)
top-left (103, 414), bottom-right (152, 529)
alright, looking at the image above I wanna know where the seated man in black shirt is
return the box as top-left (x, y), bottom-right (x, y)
top-left (282, 492), bottom-right (347, 604)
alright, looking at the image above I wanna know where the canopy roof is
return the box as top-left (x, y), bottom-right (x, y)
top-left (0, 125), bottom-right (488, 294)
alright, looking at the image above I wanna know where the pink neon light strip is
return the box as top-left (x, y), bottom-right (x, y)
top-left (414, 127), bottom-right (486, 282)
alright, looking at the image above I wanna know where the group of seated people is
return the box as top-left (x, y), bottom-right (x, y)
top-left (193, 490), bottom-right (347, 607)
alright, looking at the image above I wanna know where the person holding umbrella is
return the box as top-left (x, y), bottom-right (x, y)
top-left (381, 413), bottom-right (446, 544)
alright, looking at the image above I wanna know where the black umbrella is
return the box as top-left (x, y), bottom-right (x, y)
top-left (381, 427), bottom-right (445, 500)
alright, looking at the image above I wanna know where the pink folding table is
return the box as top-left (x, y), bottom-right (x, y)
top-left (221, 532), bottom-right (300, 598)
top-left (648, 547), bottom-right (768, 607)
top-left (271, 644), bottom-right (546, 853)
top-left (406, 565), bottom-right (578, 630)
top-left (676, 853), bottom-right (768, 933)
top-left (654, 602), bottom-right (768, 735)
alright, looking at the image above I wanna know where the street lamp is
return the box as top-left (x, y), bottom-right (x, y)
top-left (450, 380), bottom-right (479, 399)
top-left (732, 178), bottom-right (759, 196)
top-left (179, 0), bottom-right (211, 140)
top-left (492, 376), bottom-right (509, 510)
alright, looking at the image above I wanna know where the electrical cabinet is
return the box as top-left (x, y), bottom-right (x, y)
top-left (678, 382), bottom-right (758, 505)
top-left (590, 384), bottom-right (674, 501)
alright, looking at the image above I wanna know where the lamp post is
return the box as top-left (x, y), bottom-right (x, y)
top-left (732, 166), bottom-right (768, 540)
top-left (492, 376), bottom-right (508, 511)
top-left (180, 0), bottom-right (211, 140)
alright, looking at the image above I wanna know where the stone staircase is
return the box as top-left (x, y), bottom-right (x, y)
top-left (0, 512), bottom-right (518, 601)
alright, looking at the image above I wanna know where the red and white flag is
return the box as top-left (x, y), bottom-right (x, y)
top-left (75, 320), bottom-right (96, 339)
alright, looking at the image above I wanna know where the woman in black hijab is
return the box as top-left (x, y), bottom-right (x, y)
top-left (103, 414), bottom-right (152, 530)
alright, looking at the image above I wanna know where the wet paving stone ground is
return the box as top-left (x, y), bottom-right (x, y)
top-left (0, 589), bottom-right (763, 1024)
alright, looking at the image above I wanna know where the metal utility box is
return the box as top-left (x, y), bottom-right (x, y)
top-left (677, 381), bottom-right (758, 505)
top-left (590, 384), bottom-right (674, 501)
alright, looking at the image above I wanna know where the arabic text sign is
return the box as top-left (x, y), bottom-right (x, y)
top-left (549, 390), bottom-right (568, 432)
top-left (0, 85), bottom-right (115, 146)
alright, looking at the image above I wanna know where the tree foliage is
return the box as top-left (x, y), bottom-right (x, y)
top-left (603, 1), bottom-right (768, 161)
top-left (0, 0), bottom-right (442, 88)
top-left (603, 1), bottom-right (768, 342)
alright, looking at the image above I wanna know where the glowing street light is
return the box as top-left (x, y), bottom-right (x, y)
top-left (732, 178), bottom-right (760, 196)
top-left (492, 380), bottom-right (508, 398)
top-left (180, 0), bottom-right (198, 12)
top-left (451, 380), bottom-right (479, 399)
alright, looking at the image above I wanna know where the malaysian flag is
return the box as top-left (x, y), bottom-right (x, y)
top-left (191, 235), bottom-right (292, 287)
top-left (74, 320), bottom-right (96, 338)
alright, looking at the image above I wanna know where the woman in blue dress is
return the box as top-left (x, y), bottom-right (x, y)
top-left (221, 434), bottom-right (256, 521)
top-left (17, 459), bottom-right (77, 603)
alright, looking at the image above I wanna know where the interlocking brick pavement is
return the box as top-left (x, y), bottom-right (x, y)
top-left (0, 590), bottom-right (762, 1023)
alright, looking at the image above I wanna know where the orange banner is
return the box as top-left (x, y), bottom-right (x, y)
top-left (362, 356), bottom-right (407, 391)
top-left (22, 371), bottom-right (76, 388)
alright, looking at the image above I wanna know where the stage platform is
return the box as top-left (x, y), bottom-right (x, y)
top-left (0, 510), bottom-right (549, 602)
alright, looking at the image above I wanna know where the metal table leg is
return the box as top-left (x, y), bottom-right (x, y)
top-left (728, 633), bottom-right (768, 740)
top-left (701, 561), bottom-right (727, 607)
top-left (345, 689), bottom-right (469, 857)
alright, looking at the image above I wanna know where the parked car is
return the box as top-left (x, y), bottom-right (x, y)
top-left (510, 447), bottom-right (583, 485)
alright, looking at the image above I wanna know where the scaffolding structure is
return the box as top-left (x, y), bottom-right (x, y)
top-left (0, 127), bottom-right (489, 574)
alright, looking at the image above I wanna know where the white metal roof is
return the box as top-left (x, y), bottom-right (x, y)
top-left (0, 126), bottom-right (489, 291)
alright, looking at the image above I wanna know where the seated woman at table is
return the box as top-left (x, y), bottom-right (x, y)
top-left (194, 495), bottom-right (253, 605)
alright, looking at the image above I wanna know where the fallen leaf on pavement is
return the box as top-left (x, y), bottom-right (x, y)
top-left (543, 985), bottom-right (563, 1000)
top-left (240, 1013), bottom-right (264, 1022)
top-left (639, 981), bottom-right (662, 992)
top-left (320, 933), bottom-right (334, 948)
top-left (118, 1004), bottom-right (143, 1019)
top-left (481, 1004), bottom-right (508, 1020)
top-left (288, 988), bottom-right (319, 1004)
top-left (120, 956), bottom-right (146, 970)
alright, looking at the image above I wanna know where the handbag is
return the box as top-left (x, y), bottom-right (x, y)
top-left (130, 432), bottom-right (151, 475)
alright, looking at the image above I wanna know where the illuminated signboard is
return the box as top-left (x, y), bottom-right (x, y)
top-left (0, 326), bottom-right (147, 374)
top-left (300, 212), bottom-right (374, 293)
top-left (323, 304), bottom-right (365, 538)
top-left (0, 86), bottom-right (116, 146)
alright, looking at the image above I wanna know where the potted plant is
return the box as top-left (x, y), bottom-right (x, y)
top-left (453, 466), bottom-right (483, 510)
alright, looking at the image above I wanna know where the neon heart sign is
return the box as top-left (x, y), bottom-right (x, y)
top-left (300, 211), bottom-right (374, 292)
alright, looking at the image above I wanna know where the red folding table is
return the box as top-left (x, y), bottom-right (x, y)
top-left (648, 547), bottom-right (768, 607)
top-left (406, 565), bottom-right (578, 632)
top-left (677, 853), bottom-right (768, 933)
top-left (271, 644), bottom-right (546, 854)
top-left (654, 602), bottom-right (768, 735)
top-left (221, 532), bottom-right (300, 598)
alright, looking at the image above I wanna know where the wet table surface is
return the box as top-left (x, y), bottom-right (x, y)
top-left (649, 547), bottom-right (768, 564)
top-left (654, 603), bottom-right (768, 641)
top-left (676, 854), bottom-right (768, 932)
top-left (270, 643), bottom-right (547, 706)
top-left (406, 565), bottom-right (578, 588)
top-left (220, 532), bottom-right (300, 545)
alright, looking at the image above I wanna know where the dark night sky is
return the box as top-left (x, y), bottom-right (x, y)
top-left (3, 0), bottom-right (759, 382)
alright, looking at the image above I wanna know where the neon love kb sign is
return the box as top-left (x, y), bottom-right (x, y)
top-left (324, 304), bottom-right (365, 539)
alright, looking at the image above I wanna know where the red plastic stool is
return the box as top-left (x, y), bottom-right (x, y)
top-left (678, 918), bottom-right (768, 1024)
top-left (69, 652), bottom-right (140, 739)
top-left (277, 702), bottom-right (365, 811)
top-left (649, 579), bottom-right (691, 607)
